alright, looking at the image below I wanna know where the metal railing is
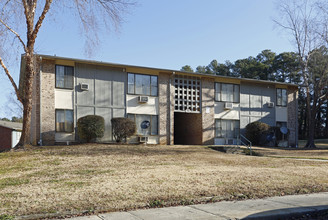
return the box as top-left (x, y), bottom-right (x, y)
top-left (238, 134), bottom-right (252, 156)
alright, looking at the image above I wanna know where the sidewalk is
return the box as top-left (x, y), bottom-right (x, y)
top-left (68, 192), bottom-right (328, 220)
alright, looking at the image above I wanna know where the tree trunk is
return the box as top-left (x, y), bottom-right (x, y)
top-left (304, 86), bottom-right (316, 148)
top-left (15, 54), bottom-right (35, 149)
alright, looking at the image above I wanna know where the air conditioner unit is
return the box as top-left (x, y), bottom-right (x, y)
top-left (267, 102), bottom-right (274, 108)
top-left (138, 96), bottom-right (149, 103)
top-left (80, 83), bottom-right (89, 91)
top-left (138, 136), bottom-right (148, 143)
top-left (224, 102), bottom-right (233, 110)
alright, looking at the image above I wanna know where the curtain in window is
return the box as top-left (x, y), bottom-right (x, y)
top-left (56, 110), bottom-right (65, 132)
top-left (222, 84), bottom-right (233, 102)
top-left (135, 75), bottom-right (150, 95)
top-left (282, 89), bottom-right (287, 106)
top-left (151, 115), bottom-right (158, 135)
top-left (128, 73), bottom-right (135, 94)
top-left (56, 66), bottom-right (65, 88)
top-left (215, 83), bottom-right (221, 101)
top-left (233, 85), bottom-right (240, 103)
top-left (151, 76), bottom-right (158, 96)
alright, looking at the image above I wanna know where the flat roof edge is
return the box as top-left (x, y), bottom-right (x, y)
top-left (37, 54), bottom-right (299, 88)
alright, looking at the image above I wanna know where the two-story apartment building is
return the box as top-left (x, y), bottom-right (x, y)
top-left (19, 55), bottom-right (298, 146)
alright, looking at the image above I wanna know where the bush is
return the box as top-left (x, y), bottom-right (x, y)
top-left (111, 117), bottom-right (136, 143)
top-left (245, 121), bottom-right (270, 145)
top-left (77, 115), bottom-right (105, 142)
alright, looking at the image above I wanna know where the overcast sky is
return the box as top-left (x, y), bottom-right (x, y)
top-left (0, 0), bottom-right (294, 118)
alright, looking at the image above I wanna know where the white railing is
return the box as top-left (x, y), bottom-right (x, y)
top-left (238, 134), bottom-right (252, 156)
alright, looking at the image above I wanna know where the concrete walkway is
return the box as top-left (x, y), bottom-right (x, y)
top-left (68, 192), bottom-right (328, 220)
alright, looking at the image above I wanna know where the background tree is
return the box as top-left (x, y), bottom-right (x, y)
top-left (180, 65), bottom-right (194, 72)
top-left (275, 0), bottom-right (328, 148)
top-left (0, 0), bottom-right (134, 148)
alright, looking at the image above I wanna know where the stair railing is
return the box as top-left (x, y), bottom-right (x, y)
top-left (239, 134), bottom-right (252, 156)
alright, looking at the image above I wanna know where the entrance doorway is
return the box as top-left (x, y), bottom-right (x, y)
top-left (174, 112), bottom-right (202, 145)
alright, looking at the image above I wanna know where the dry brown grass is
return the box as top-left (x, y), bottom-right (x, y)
top-left (252, 139), bottom-right (328, 160)
top-left (0, 144), bottom-right (328, 218)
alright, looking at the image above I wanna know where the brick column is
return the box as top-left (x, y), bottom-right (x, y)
top-left (287, 86), bottom-right (298, 146)
top-left (158, 73), bottom-right (174, 145)
top-left (41, 60), bottom-right (56, 145)
top-left (201, 77), bottom-right (215, 145)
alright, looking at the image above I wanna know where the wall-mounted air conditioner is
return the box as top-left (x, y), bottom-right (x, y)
top-left (138, 136), bottom-right (148, 143)
top-left (224, 102), bottom-right (233, 110)
top-left (138, 96), bottom-right (149, 103)
top-left (80, 83), bottom-right (89, 91)
top-left (267, 102), bottom-right (274, 108)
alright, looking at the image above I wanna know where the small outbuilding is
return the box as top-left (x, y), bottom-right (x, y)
top-left (0, 120), bottom-right (22, 151)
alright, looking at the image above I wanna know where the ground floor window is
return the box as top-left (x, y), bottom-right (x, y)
top-left (127, 114), bottom-right (158, 135)
top-left (56, 109), bottom-right (74, 132)
top-left (215, 119), bottom-right (239, 138)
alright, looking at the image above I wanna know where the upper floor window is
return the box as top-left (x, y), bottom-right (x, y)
top-left (55, 109), bottom-right (74, 132)
top-left (56, 65), bottom-right (74, 89)
top-left (276, 88), bottom-right (287, 107)
top-left (215, 83), bottom-right (239, 103)
top-left (128, 73), bottom-right (158, 96)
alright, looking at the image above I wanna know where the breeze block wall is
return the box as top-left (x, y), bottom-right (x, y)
top-left (41, 59), bottom-right (56, 145)
top-left (287, 86), bottom-right (298, 146)
top-left (201, 77), bottom-right (215, 145)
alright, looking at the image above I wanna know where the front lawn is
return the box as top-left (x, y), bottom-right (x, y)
top-left (0, 144), bottom-right (328, 218)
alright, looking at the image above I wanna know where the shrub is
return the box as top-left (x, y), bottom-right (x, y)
top-left (111, 117), bottom-right (136, 143)
top-left (77, 115), bottom-right (105, 142)
top-left (245, 121), bottom-right (270, 145)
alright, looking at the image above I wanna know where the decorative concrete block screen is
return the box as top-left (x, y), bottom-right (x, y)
top-left (174, 75), bottom-right (201, 113)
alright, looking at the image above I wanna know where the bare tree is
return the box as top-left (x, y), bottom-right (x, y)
top-left (0, 0), bottom-right (134, 149)
top-left (274, 0), bottom-right (328, 148)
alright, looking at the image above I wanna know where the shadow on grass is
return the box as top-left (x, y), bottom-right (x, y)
top-left (32, 144), bottom-right (211, 157)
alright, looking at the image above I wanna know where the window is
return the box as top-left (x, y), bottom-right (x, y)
top-left (215, 83), bottom-right (239, 103)
top-left (55, 65), bottom-right (74, 89)
top-left (127, 114), bottom-right (158, 135)
top-left (56, 109), bottom-right (74, 132)
top-left (276, 88), bottom-right (287, 107)
top-left (128, 73), bottom-right (158, 96)
top-left (215, 119), bottom-right (239, 138)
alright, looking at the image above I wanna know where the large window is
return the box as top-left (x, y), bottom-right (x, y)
top-left (128, 73), bottom-right (158, 96)
top-left (56, 109), bottom-right (74, 132)
top-left (127, 114), bottom-right (158, 135)
top-left (276, 88), bottom-right (287, 107)
top-left (215, 83), bottom-right (239, 103)
top-left (56, 65), bottom-right (74, 89)
top-left (215, 119), bottom-right (239, 138)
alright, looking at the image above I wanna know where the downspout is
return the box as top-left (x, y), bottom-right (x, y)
top-left (38, 57), bottom-right (43, 146)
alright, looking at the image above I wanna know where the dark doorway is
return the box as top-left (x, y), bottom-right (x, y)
top-left (174, 112), bottom-right (202, 145)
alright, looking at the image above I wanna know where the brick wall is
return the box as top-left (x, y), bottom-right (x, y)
top-left (0, 126), bottom-right (12, 151)
top-left (158, 72), bottom-right (174, 145)
top-left (287, 86), bottom-right (298, 146)
top-left (201, 77), bottom-right (215, 145)
top-left (40, 60), bottom-right (56, 145)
